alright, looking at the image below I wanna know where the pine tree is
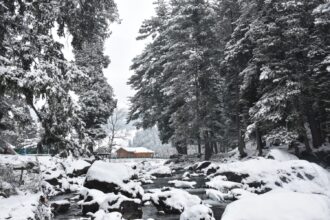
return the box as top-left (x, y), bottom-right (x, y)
top-left (0, 0), bottom-right (118, 155)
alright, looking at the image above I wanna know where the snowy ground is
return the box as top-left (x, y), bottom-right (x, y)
top-left (1, 149), bottom-right (330, 220)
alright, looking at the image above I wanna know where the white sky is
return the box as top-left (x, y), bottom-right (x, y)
top-left (104, 0), bottom-right (155, 108)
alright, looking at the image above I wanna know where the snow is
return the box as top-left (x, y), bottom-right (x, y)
top-left (147, 165), bottom-right (172, 176)
top-left (0, 155), bottom-right (42, 167)
top-left (51, 200), bottom-right (70, 205)
top-left (120, 147), bottom-right (154, 153)
top-left (68, 90), bottom-right (81, 110)
top-left (120, 181), bottom-right (144, 198)
top-left (150, 188), bottom-right (202, 212)
top-left (210, 158), bottom-right (330, 196)
top-left (168, 180), bottom-right (196, 188)
top-left (180, 204), bottom-right (215, 220)
top-left (266, 149), bottom-right (298, 161)
top-left (65, 159), bottom-right (91, 175)
top-left (222, 190), bottom-right (330, 220)
top-left (206, 177), bottom-right (242, 192)
top-left (85, 161), bottom-right (134, 185)
top-left (79, 188), bottom-right (141, 210)
top-left (206, 189), bottom-right (228, 202)
top-left (43, 170), bottom-right (62, 181)
top-left (92, 210), bottom-right (124, 220)
top-left (0, 193), bottom-right (40, 220)
top-left (230, 188), bottom-right (256, 199)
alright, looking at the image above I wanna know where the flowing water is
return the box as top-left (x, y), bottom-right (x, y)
top-left (52, 169), bottom-right (227, 220)
top-left (142, 170), bottom-right (228, 220)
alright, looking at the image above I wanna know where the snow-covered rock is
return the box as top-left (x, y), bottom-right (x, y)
top-left (85, 161), bottom-right (135, 186)
top-left (148, 165), bottom-right (172, 177)
top-left (43, 170), bottom-right (63, 186)
top-left (211, 158), bottom-right (330, 196)
top-left (92, 210), bottom-right (125, 220)
top-left (0, 193), bottom-right (40, 220)
top-left (206, 176), bottom-right (242, 192)
top-left (180, 204), bottom-right (215, 220)
top-left (79, 188), bottom-right (142, 219)
top-left (222, 190), bottom-right (330, 220)
top-left (182, 171), bottom-right (190, 180)
top-left (266, 149), bottom-right (298, 161)
top-left (206, 189), bottom-right (230, 202)
top-left (66, 159), bottom-right (91, 177)
top-left (186, 161), bottom-right (212, 172)
top-left (84, 161), bottom-right (142, 197)
top-left (51, 200), bottom-right (70, 214)
top-left (168, 180), bottom-right (196, 188)
top-left (230, 188), bottom-right (256, 199)
top-left (150, 188), bottom-right (202, 214)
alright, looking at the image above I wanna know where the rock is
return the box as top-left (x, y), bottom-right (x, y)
top-left (196, 161), bottom-right (212, 171)
top-left (108, 200), bottom-right (143, 219)
top-left (67, 160), bottom-right (91, 177)
top-left (91, 210), bottom-right (124, 220)
top-left (51, 200), bottom-right (70, 214)
top-left (80, 188), bottom-right (142, 218)
top-left (216, 172), bottom-right (249, 183)
top-left (84, 179), bottom-right (120, 194)
top-left (180, 204), bottom-right (215, 220)
top-left (84, 161), bottom-right (135, 194)
top-left (84, 179), bottom-right (143, 199)
top-left (43, 170), bottom-right (63, 186)
top-left (206, 166), bottom-right (219, 175)
top-left (44, 176), bottom-right (62, 186)
top-left (187, 161), bottom-right (212, 171)
top-left (82, 201), bottom-right (100, 215)
top-left (148, 166), bottom-right (172, 178)
top-left (150, 188), bottom-right (202, 214)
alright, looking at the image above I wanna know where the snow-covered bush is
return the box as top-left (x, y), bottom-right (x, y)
top-left (0, 163), bottom-right (42, 197)
top-left (0, 164), bottom-right (16, 196)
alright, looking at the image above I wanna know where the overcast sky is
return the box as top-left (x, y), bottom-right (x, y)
top-left (104, 0), bottom-right (155, 108)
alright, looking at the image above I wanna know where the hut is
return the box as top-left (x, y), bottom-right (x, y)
top-left (116, 147), bottom-right (154, 158)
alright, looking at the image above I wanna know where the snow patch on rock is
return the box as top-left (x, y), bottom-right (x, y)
top-left (168, 180), bottom-right (196, 188)
top-left (222, 190), bottom-right (330, 220)
top-left (180, 204), bottom-right (215, 220)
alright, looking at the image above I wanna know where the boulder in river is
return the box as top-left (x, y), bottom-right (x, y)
top-left (150, 188), bottom-right (202, 214)
top-left (180, 204), bottom-right (215, 220)
top-left (83, 161), bottom-right (137, 194)
top-left (51, 200), bottom-right (70, 214)
top-left (80, 188), bottom-right (143, 218)
top-left (66, 160), bottom-right (91, 177)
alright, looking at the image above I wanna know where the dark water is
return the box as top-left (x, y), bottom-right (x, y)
top-left (52, 169), bottom-right (227, 220)
top-left (50, 193), bottom-right (86, 220)
top-left (142, 170), bottom-right (227, 220)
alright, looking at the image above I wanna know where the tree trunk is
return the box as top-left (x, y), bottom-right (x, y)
top-left (197, 135), bottom-right (201, 155)
top-left (235, 76), bottom-right (247, 158)
top-left (213, 142), bottom-right (218, 154)
top-left (299, 119), bottom-right (311, 152)
top-left (204, 131), bottom-right (212, 160)
top-left (256, 125), bottom-right (263, 156)
top-left (296, 98), bottom-right (312, 152)
top-left (37, 142), bottom-right (43, 154)
top-left (306, 109), bottom-right (323, 148)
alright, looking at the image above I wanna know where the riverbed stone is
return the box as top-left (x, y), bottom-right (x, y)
top-left (51, 200), bottom-right (70, 214)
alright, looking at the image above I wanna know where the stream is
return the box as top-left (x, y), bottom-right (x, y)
top-left (51, 169), bottom-right (228, 220)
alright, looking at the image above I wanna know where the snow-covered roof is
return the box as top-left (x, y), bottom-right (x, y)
top-left (118, 147), bottom-right (154, 154)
